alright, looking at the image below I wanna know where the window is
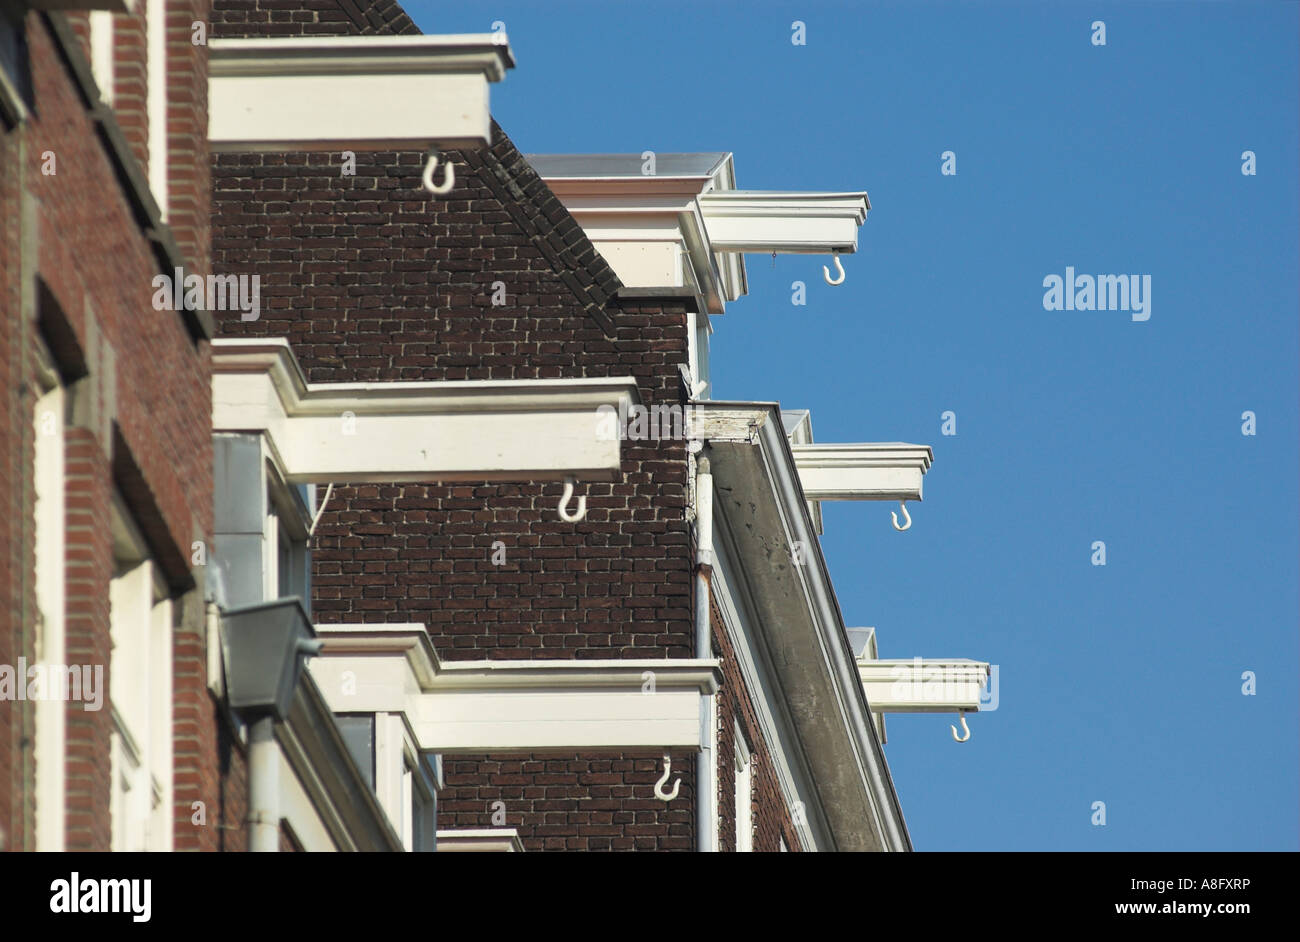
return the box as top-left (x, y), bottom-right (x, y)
top-left (108, 499), bottom-right (173, 851)
top-left (339, 712), bottom-right (437, 851)
top-left (734, 721), bottom-right (753, 852)
top-left (33, 365), bottom-right (65, 850)
top-left (212, 434), bottom-right (309, 611)
top-left (88, 12), bottom-right (114, 105)
top-left (265, 478), bottom-right (310, 610)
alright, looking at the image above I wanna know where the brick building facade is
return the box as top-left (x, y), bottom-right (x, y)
top-left (2, 0), bottom-right (926, 853)
top-left (1, 2), bottom-right (226, 851)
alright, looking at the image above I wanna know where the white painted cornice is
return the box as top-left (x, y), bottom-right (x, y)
top-left (531, 155), bottom-right (870, 315)
top-left (693, 399), bottom-right (912, 851)
top-left (309, 624), bottom-right (722, 755)
top-left (208, 34), bottom-right (513, 152)
top-left (212, 339), bottom-right (639, 484)
top-left (699, 191), bottom-right (869, 254)
top-left (857, 658), bottom-right (991, 713)
top-left (791, 443), bottom-right (933, 502)
top-left (437, 828), bottom-right (525, 852)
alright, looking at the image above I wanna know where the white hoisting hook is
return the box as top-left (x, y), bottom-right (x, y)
top-left (421, 150), bottom-right (455, 195)
top-left (823, 251), bottom-right (846, 286)
top-left (951, 712), bottom-right (971, 743)
top-left (654, 754), bottom-right (681, 802)
top-left (891, 500), bottom-right (912, 532)
top-left (557, 476), bottom-right (587, 522)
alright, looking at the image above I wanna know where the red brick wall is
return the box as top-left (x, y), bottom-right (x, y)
top-left (113, 6), bottom-right (149, 174)
top-left (62, 427), bottom-right (113, 850)
top-left (712, 593), bottom-right (802, 852)
top-left (168, 0), bottom-right (213, 275)
top-left (0, 11), bottom-right (220, 851)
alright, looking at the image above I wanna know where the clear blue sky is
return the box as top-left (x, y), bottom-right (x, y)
top-left (407, 0), bottom-right (1300, 851)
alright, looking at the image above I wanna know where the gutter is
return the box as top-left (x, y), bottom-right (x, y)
top-left (753, 413), bottom-right (912, 851)
top-left (694, 451), bottom-right (717, 851)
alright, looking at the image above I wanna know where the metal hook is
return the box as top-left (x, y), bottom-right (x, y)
top-left (653, 754), bottom-right (681, 802)
top-left (421, 151), bottom-right (455, 195)
top-left (891, 501), bottom-right (912, 531)
top-left (558, 476), bottom-right (587, 522)
top-left (951, 713), bottom-right (971, 743)
top-left (823, 251), bottom-right (846, 286)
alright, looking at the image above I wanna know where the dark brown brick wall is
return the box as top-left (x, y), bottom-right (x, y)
top-left (212, 0), bottom-right (418, 38)
top-left (210, 138), bottom-right (694, 660)
top-left (438, 750), bottom-right (695, 851)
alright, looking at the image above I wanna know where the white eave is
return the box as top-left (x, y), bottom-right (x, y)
top-left (858, 656), bottom-right (991, 745)
top-left (529, 153), bottom-right (869, 316)
top-left (698, 191), bottom-right (869, 254)
top-left (208, 34), bottom-right (514, 153)
top-left (858, 658), bottom-right (991, 713)
top-left (308, 623), bottom-right (722, 754)
top-left (690, 400), bottom-right (911, 851)
top-left (792, 443), bottom-right (933, 502)
top-left (212, 338), bottom-right (639, 484)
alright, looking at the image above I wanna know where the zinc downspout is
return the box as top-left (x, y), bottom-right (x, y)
top-left (248, 717), bottom-right (280, 852)
top-left (695, 454), bottom-right (717, 852)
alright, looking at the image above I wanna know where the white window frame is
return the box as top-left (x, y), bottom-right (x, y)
top-left (734, 720), bottom-right (753, 852)
top-left (372, 712), bottom-right (436, 852)
top-left (108, 501), bottom-right (173, 851)
top-left (89, 12), bottom-right (114, 105)
top-left (33, 365), bottom-right (66, 851)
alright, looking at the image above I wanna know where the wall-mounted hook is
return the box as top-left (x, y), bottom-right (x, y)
top-left (823, 251), bottom-right (846, 286)
top-left (558, 476), bottom-right (587, 522)
top-left (653, 754), bottom-right (681, 801)
top-left (951, 712), bottom-right (971, 743)
top-left (421, 150), bottom-right (455, 195)
top-left (891, 500), bottom-right (912, 532)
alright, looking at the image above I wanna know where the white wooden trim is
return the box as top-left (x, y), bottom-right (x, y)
top-left (33, 384), bottom-right (65, 852)
top-left (146, 0), bottom-right (167, 220)
top-left (711, 528), bottom-right (829, 852)
top-left (792, 443), bottom-right (932, 502)
top-left (89, 12), bottom-right (114, 105)
top-left (734, 720), bottom-right (753, 852)
top-left (208, 35), bottom-right (513, 153)
top-left (307, 625), bottom-right (720, 754)
top-left (699, 191), bottom-right (869, 254)
top-left (858, 659), bottom-right (990, 713)
top-left (436, 828), bottom-right (524, 852)
top-left (212, 339), bottom-right (639, 485)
